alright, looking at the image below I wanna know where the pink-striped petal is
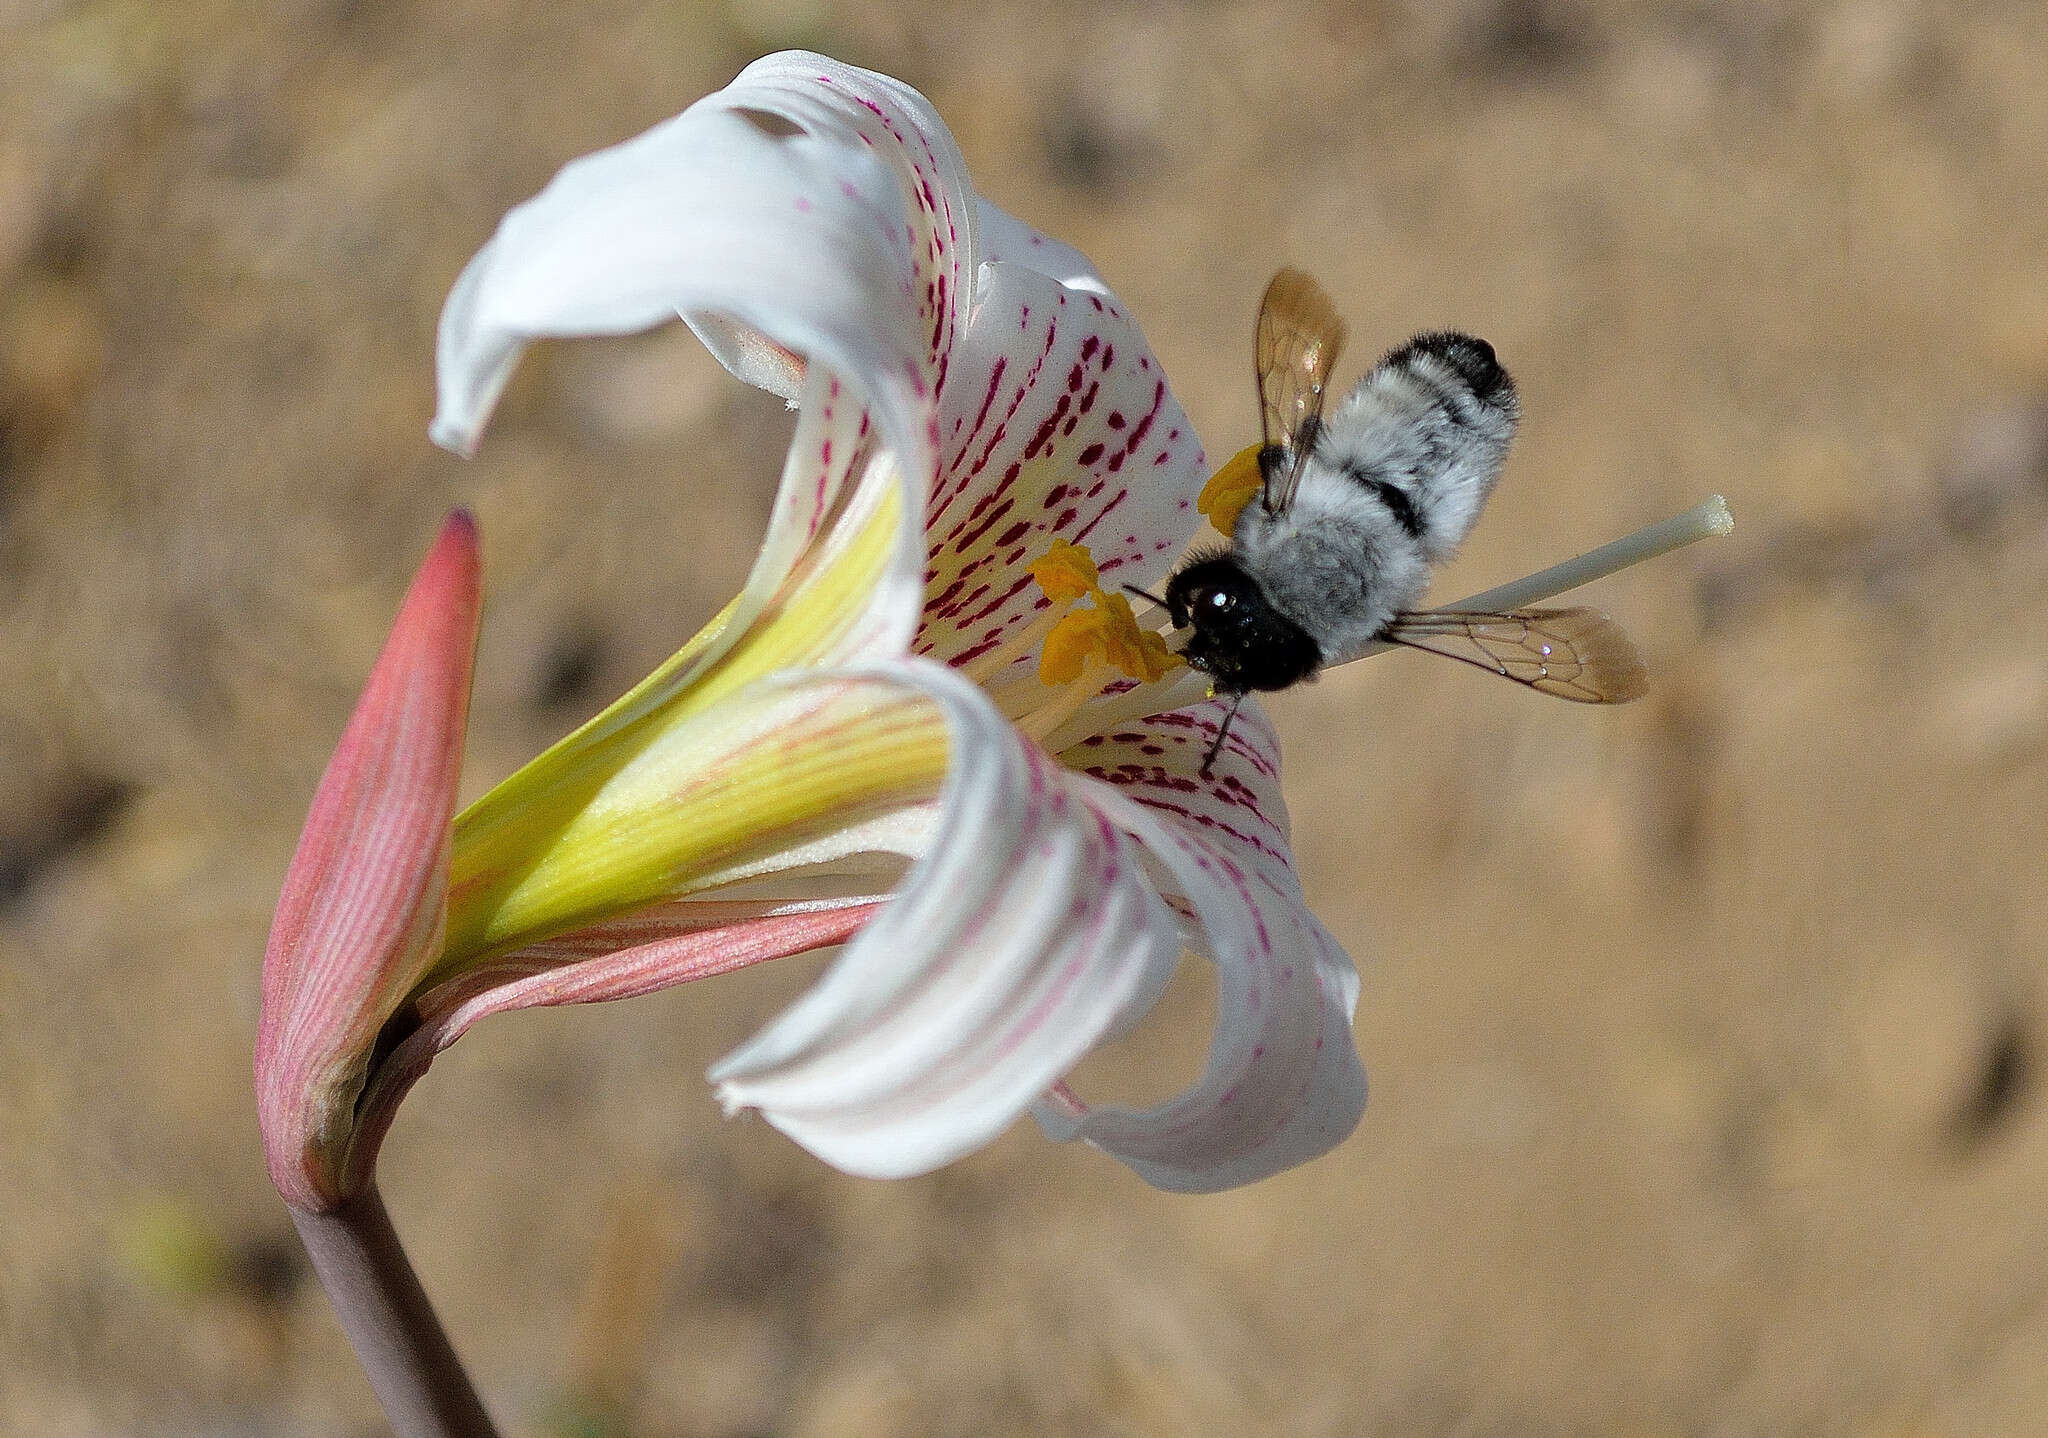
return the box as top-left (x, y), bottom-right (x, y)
top-left (709, 662), bottom-right (1182, 1179)
top-left (1040, 698), bottom-right (1368, 1191)
top-left (255, 512), bottom-right (482, 1211)
top-left (918, 260), bottom-right (1207, 669)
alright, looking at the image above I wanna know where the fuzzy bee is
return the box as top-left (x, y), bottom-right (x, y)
top-left (1162, 268), bottom-right (1646, 768)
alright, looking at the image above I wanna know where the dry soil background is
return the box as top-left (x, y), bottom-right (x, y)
top-left (6, 1), bottom-right (2048, 1434)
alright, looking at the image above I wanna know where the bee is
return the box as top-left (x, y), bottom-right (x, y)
top-left (1161, 268), bottom-right (1647, 770)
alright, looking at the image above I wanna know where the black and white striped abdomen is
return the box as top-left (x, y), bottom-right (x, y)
top-left (1316, 331), bottom-right (1519, 566)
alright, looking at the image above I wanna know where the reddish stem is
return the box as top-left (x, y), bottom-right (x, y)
top-left (291, 1185), bottom-right (500, 1438)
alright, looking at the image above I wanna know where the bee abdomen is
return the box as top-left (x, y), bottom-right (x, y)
top-left (1385, 332), bottom-right (1517, 416)
top-left (1326, 329), bottom-right (1520, 565)
top-left (1340, 465), bottom-right (1424, 539)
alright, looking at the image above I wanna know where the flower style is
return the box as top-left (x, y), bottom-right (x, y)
top-left (259, 51), bottom-right (1367, 1210)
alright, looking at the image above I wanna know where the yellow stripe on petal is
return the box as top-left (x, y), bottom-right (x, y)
top-left (458, 685), bottom-right (948, 964)
top-left (440, 480), bottom-right (943, 972)
top-left (1197, 442), bottom-right (1264, 536)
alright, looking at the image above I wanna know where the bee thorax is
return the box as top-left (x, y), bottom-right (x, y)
top-left (1233, 489), bottom-right (1431, 660)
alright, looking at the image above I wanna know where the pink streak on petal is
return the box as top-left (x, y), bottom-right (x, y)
top-left (256, 511), bottom-right (482, 1211)
top-left (339, 902), bottom-right (880, 1196)
top-left (914, 261), bottom-right (1204, 666)
top-left (1043, 1080), bottom-right (1088, 1121)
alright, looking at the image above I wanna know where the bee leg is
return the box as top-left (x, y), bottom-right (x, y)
top-left (1200, 691), bottom-right (1248, 778)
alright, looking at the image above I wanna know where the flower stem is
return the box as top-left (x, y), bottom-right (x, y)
top-left (291, 1185), bottom-right (501, 1438)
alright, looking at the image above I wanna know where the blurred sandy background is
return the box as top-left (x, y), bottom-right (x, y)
top-left (6, 0), bottom-right (2048, 1433)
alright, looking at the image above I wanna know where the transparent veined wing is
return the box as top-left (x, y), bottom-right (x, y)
top-left (1254, 267), bottom-right (1347, 515)
top-left (1382, 607), bottom-right (1648, 703)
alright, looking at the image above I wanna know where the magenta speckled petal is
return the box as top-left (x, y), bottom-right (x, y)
top-left (1040, 697), bottom-right (1367, 1192)
top-left (917, 261), bottom-right (1206, 670)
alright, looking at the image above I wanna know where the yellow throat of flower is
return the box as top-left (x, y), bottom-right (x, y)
top-left (957, 536), bottom-right (1194, 751)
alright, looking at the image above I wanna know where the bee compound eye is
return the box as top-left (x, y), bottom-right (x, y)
top-left (1210, 589), bottom-right (1231, 609)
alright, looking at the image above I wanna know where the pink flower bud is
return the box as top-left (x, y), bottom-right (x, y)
top-left (256, 512), bottom-right (481, 1212)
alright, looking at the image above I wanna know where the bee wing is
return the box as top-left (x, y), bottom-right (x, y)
top-left (1255, 267), bottom-right (1348, 515)
top-left (1381, 607), bottom-right (1648, 703)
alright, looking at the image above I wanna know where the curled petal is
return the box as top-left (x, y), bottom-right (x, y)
top-left (1043, 699), bottom-right (1367, 1191)
top-left (433, 83), bottom-right (929, 485)
top-left (710, 662), bottom-right (1182, 1180)
top-left (432, 50), bottom-right (998, 508)
top-left (716, 52), bottom-right (978, 355)
top-left (255, 513), bottom-right (481, 1210)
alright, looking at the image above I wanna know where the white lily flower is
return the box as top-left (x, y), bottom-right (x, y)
top-left (428, 51), bottom-right (1365, 1192)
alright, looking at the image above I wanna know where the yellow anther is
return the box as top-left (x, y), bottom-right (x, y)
top-left (1197, 442), bottom-right (1264, 536)
top-left (1093, 590), bottom-right (1181, 683)
top-left (1138, 630), bottom-right (1180, 683)
top-left (1036, 588), bottom-right (1182, 687)
top-left (1028, 537), bottom-right (1100, 603)
top-left (1039, 606), bottom-right (1106, 686)
top-left (1025, 536), bottom-right (1182, 692)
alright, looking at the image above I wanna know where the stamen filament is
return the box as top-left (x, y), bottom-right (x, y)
top-left (1016, 659), bottom-right (1120, 745)
top-left (982, 667), bottom-right (1055, 723)
top-left (957, 607), bottom-right (1065, 686)
top-left (1037, 668), bottom-right (1211, 756)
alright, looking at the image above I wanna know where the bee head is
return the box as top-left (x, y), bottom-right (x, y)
top-left (1164, 555), bottom-right (1322, 693)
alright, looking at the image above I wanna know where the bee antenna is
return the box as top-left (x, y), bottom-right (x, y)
top-left (1121, 583), bottom-right (1169, 611)
top-left (1200, 692), bottom-right (1248, 778)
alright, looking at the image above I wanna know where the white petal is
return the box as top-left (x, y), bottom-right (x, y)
top-left (720, 51), bottom-right (978, 292)
top-left (710, 661), bottom-right (1181, 1179)
top-left (431, 91), bottom-right (932, 481)
top-left (1040, 698), bottom-right (1368, 1191)
top-left (973, 199), bottom-right (1110, 297)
